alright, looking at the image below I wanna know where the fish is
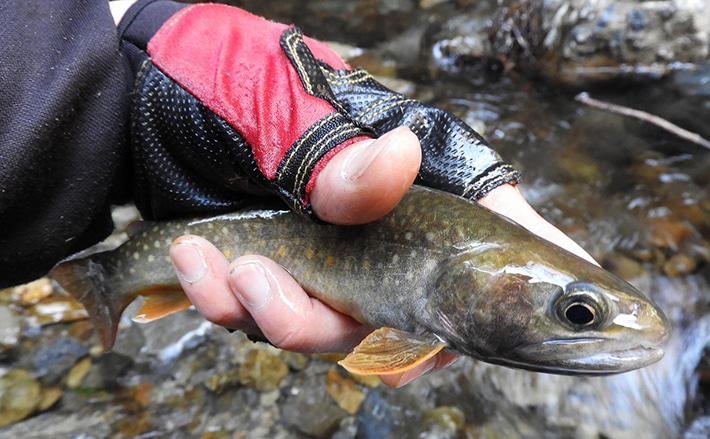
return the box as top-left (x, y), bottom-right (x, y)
top-left (50, 185), bottom-right (670, 376)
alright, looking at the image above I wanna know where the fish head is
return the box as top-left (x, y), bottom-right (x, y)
top-left (428, 249), bottom-right (670, 375)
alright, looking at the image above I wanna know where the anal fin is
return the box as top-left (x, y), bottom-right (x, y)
top-left (131, 286), bottom-right (193, 323)
top-left (338, 327), bottom-right (446, 375)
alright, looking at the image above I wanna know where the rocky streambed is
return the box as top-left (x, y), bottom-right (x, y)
top-left (3, 1), bottom-right (710, 438)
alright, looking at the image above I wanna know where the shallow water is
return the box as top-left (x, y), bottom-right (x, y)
top-left (2, 2), bottom-right (710, 438)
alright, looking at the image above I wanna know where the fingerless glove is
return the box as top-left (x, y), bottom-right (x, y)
top-left (120, 0), bottom-right (520, 220)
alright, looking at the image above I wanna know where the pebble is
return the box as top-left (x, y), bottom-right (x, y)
top-left (663, 253), bottom-right (698, 276)
top-left (0, 305), bottom-right (22, 352)
top-left (25, 296), bottom-right (88, 328)
top-left (282, 375), bottom-right (348, 437)
top-left (421, 406), bottom-right (465, 437)
top-left (0, 369), bottom-right (44, 427)
top-left (32, 337), bottom-right (88, 386)
top-left (237, 348), bottom-right (289, 393)
top-left (325, 368), bottom-right (366, 415)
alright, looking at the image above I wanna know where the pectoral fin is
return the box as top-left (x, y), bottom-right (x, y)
top-left (338, 327), bottom-right (446, 375)
top-left (131, 287), bottom-right (193, 323)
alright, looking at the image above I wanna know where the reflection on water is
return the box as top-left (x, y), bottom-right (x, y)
top-left (2, 2), bottom-right (710, 438)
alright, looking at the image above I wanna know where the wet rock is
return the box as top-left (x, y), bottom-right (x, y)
top-left (279, 350), bottom-right (310, 371)
top-left (204, 369), bottom-right (241, 394)
top-left (663, 253), bottom-right (699, 277)
top-left (32, 337), bottom-right (88, 386)
top-left (2, 278), bottom-right (54, 306)
top-left (137, 309), bottom-right (213, 365)
top-left (604, 252), bottom-right (647, 281)
top-left (0, 305), bottom-right (22, 352)
top-left (644, 216), bottom-right (695, 251)
top-left (25, 296), bottom-right (88, 328)
top-left (325, 368), bottom-right (366, 415)
top-left (237, 348), bottom-right (289, 393)
top-left (421, 406), bottom-right (465, 439)
top-left (78, 351), bottom-right (134, 391)
top-left (227, 0), bottom-right (420, 48)
top-left (0, 411), bottom-right (113, 439)
top-left (0, 369), bottom-right (43, 427)
top-left (282, 375), bottom-right (348, 437)
top-left (65, 356), bottom-right (92, 389)
top-left (356, 388), bottom-right (424, 438)
top-left (499, 0), bottom-right (709, 83)
top-left (349, 372), bottom-right (382, 388)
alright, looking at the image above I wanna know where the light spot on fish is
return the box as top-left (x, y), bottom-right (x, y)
top-left (277, 246), bottom-right (287, 258)
top-left (154, 240), bottom-right (161, 249)
top-left (221, 226), bottom-right (229, 236)
top-left (325, 255), bottom-right (335, 266)
top-left (404, 232), bottom-right (413, 241)
top-left (363, 260), bottom-right (370, 269)
top-left (223, 249), bottom-right (232, 260)
top-left (133, 252), bottom-right (140, 261)
top-left (148, 255), bottom-right (155, 263)
top-left (142, 244), bottom-right (149, 251)
top-left (425, 232), bottom-right (435, 241)
top-left (391, 254), bottom-right (400, 265)
top-left (305, 248), bottom-right (314, 259)
top-left (129, 268), bottom-right (136, 275)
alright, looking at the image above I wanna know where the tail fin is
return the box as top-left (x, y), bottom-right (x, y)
top-left (50, 256), bottom-right (134, 351)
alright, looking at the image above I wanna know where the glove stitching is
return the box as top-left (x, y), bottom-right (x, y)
top-left (281, 28), bottom-right (337, 103)
top-left (275, 112), bottom-right (367, 212)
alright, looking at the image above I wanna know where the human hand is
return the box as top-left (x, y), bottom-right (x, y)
top-left (169, 127), bottom-right (597, 387)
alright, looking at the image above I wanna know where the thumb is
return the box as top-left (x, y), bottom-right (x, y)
top-left (311, 127), bottom-right (421, 225)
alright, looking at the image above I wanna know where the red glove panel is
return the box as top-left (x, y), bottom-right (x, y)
top-left (146, 4), bottom-right (369, 204)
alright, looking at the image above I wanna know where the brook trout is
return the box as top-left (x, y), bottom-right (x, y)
top-left (51, 186), bottom-right (669, 375)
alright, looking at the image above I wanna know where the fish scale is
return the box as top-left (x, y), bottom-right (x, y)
top-left (51, 186), bottom-right (670, 376)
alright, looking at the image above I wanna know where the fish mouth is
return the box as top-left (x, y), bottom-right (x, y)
top-left (500, 338), bottom-right (665, 375)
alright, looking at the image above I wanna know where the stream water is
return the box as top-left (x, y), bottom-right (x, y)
top-left (2, 1), bottom-right (710, 438)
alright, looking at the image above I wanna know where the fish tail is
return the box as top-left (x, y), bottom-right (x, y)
top-left (50, 256), bottom-right (133, 351)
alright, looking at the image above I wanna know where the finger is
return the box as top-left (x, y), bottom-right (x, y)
top-left (311, 126), bottom-right (421, 225)
top-left (228, 255), bottom-right (373, 353)
top-left (380, 352), bottom-right (460, 388)
top-left (478, 184), bottom-right (599, 265)
top-left (170, 235), bottom-right (255, 330)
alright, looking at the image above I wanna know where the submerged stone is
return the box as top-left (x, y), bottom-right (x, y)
top-left (282, 375), bottom-right (348, 437)
top-left (325, 368), bottom-right (366, 415)
top-left (237, 349), bottom-right (289, 393)
top-left (0, 369), bottom-right (43, 427)
top-left (0, 305), bottom-right (22, 352)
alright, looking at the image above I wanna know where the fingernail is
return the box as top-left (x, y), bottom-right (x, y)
top-left (230, 261), bottom-right (273, 311)
top-left (170, 240), bottom-right (207, 284)
top-left (341, 135), bottom-right (390, 181)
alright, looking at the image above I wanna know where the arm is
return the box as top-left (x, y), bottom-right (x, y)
top-left (0, 0), bottom-right (132, 287)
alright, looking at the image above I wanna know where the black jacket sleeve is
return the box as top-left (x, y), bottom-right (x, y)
top-left (0, 1), bottom-right (131, 287)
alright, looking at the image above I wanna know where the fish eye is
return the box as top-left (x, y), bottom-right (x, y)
top-left (554, 283), bottom-right (608, 330)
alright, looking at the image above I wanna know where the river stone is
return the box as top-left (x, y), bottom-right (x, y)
top-left (0, 305), bottom-right (21, 352)
top-left (421, 406), bottom-right (465, 438)
top-left (32, 337), bottom-right (88, 386)
top-left (0, 369), bottom-right (43, 427)
top-left (356, 388), bottom-right (424, 439)
top-left (282, 375), bottom-right (348, 437)
top-left (237, 348), bottom-right (289, 392)
top-left (325, 368), bottom-right (366, 415)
